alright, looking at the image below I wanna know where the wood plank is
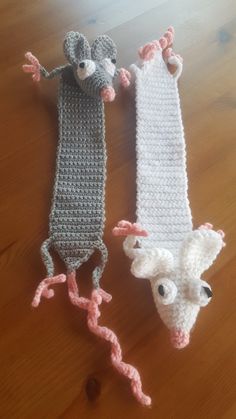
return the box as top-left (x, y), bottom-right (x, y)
top-left (0, 0), bottom-right (235, 418)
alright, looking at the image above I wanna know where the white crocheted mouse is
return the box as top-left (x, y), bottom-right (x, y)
top-left (113, 27), bottom-right (225, 349)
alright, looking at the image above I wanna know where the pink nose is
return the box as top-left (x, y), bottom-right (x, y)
top-left (170, 329), bottom-right (190, 349)
top-left (100, 86), bottom-right (116, 102)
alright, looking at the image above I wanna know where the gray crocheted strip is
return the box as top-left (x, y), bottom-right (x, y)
top-left (28, 32), bottom-right (118, 287)
top-left (49, 68), bottom-right (107, 281)
top-left (23, 35), bottom-right (152, 406)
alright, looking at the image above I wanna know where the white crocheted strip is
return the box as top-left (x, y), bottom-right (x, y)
top-left (113, 29), bottom-right (225, 349)
top-left (131, 50), bottom-right (192, 258)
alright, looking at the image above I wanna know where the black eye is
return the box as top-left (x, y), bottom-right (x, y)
top-left (158, 285), bottom-right (165, 297)
top-left (79, 62), bottom-right (85, 68)
top-left (111, 58), bottom-right (116, 64)
top-left (202, 286), bottom-right (213, 298)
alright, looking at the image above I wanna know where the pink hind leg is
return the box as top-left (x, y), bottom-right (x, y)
top-left (112, 220), bottom-right (148, 237)
top-left (32, 274), bottom-right (66, 307)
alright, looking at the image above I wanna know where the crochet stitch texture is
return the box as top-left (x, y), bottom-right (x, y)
top-left (113, 27), bottom-right (225, 349)
top-left (48, 69), bottom-right (107, 284)
top-left (23, 32), bottom-right (150, 406)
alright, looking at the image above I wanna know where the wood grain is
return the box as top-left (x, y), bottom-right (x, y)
top-left (0, 1), bottom-right (236, 418)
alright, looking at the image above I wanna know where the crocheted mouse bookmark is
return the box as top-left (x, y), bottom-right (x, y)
top-left (113, 27), bottom-right (225, 349)
top-left (23, 32), bottom-right (150, 406)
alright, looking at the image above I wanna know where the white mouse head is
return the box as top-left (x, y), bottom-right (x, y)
top-left (130, 227), bottom-right (225, 349)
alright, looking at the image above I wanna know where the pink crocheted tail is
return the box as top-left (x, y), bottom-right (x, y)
top-left (67, 272), bottom-right (151, 406)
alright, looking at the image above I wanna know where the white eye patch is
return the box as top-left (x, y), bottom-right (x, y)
top-left (187, 280), bottom-right (213, 307)
top-left (77, 60), bottom-right (96, 80)
top-left (102, 58), bottom-right (116, 77)
top-left (155, 278), bottom-right (177, 305)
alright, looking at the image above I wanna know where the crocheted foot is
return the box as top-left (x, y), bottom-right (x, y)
top-left (100, 86), bottom-right (116, 102)
top-left (112, 220), bottom-right (148, 237)
top-left (119, 68), bottom-right (131, 87)
top-left (138, 27), bottom-right (174, 61)
top-left (32, 274), bottom-right (66, 307)
top-left (22, 52), bottom-right (41, 82)
top-left (163, 47), bottom-right (183, 64)
top-left (198, 223), bottom-right (226, 246)
top-left (198, 222), bottom-right (213, 230)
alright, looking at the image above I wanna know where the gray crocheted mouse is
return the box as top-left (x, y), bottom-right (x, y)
top-left (23, 32), bottom-right (150, 406)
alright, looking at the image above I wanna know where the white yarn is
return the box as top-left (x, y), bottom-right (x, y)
top-left (118, 38), bottom-right (225, 348)
top-left (131, 50), bottom-right (192, 258)
top-left (77, 59), bottom-right (96, 80)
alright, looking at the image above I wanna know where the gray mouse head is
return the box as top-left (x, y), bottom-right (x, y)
top-left (64, 32), bottom-right (117, 101)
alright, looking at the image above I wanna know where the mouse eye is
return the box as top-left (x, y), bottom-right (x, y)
top-left (77, 59), bottom-right (96, 80)
top-left (102, 58), bottom-right (116, 76)
top-left (188, 280), bottom-right (213, 307)
top-left (155, 278), bottom-right (177, 305)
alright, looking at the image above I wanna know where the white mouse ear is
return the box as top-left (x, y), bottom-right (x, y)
top-left (131, 248), bottom-right (174, 279)
top-left (179, 228), bottom-right (224, 279)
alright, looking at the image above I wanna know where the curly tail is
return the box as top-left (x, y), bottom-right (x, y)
top-left (67, 271), bottom-right (151, 406)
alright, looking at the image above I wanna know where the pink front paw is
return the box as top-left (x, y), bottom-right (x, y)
top-left (119, 68), bottom-right (131, 87)
top-left (100, 86), bottom-right (116, 102)
top-left (163, 48), bottom-right (183, 63)
top-left (22, 52), bottom-right (41, 82)
top-left (138, 41), bottom-right (159, 61)
top-left (112, 220), bottom-right (148, 237)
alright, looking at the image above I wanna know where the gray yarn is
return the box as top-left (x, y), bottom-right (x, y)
top-left (39, 32), bottom-right (117, 287)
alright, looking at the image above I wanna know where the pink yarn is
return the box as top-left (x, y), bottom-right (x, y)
top-left (198, 223), bottom-right (226, 247)
top-left (67, 272), bottom-right (151, 406)
top-left (139, 27), bottom-right (176, 61)
top-left (23, 52), bottom-right (41, 82)
top-left (112, 220), bottom-right (148, 237)
top-left (163, 47), bottom-right (183, 63)
top-left (162, 47), bottom-right (172, 59)
top-left (158, 37), bottom-right (168, 50)
top-left (170, 329), bottom-right (190, 349)
top-left (138, 41), bottom-right (160, 61)
top-left (100, 86), bottom-right (116, 102)
top-left (217, 229), bottom-right (225, 238)
top-left (31, 274), bottom-right (67, 307)
top-left (119, 68), bottom-right (131, 87)
top-left (199, 222), bottom-right (213, 230)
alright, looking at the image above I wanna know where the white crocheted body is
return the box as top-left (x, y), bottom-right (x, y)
top-left (114, 30), bottom-right (225, 349)
top-left (132, 51), bottom-right (192, 258)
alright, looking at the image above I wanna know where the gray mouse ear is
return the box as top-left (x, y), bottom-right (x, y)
top-left (63, 32), bottom-right (91, 66)
top-left (91, 35), bottom-right (117, 61)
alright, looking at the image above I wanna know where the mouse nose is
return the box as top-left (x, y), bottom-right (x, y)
top-left (100, 86), bottom-right (116, 102)
top-left (170, 329), bottom-right (190, 349)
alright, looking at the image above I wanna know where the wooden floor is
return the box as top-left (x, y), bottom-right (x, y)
top-left (1, 0), bottom-right (236, 418)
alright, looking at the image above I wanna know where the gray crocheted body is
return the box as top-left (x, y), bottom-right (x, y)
top-left (46, 68), bottom-right (106, 285)
top-left (32, 32), bottom-right (118, 287)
